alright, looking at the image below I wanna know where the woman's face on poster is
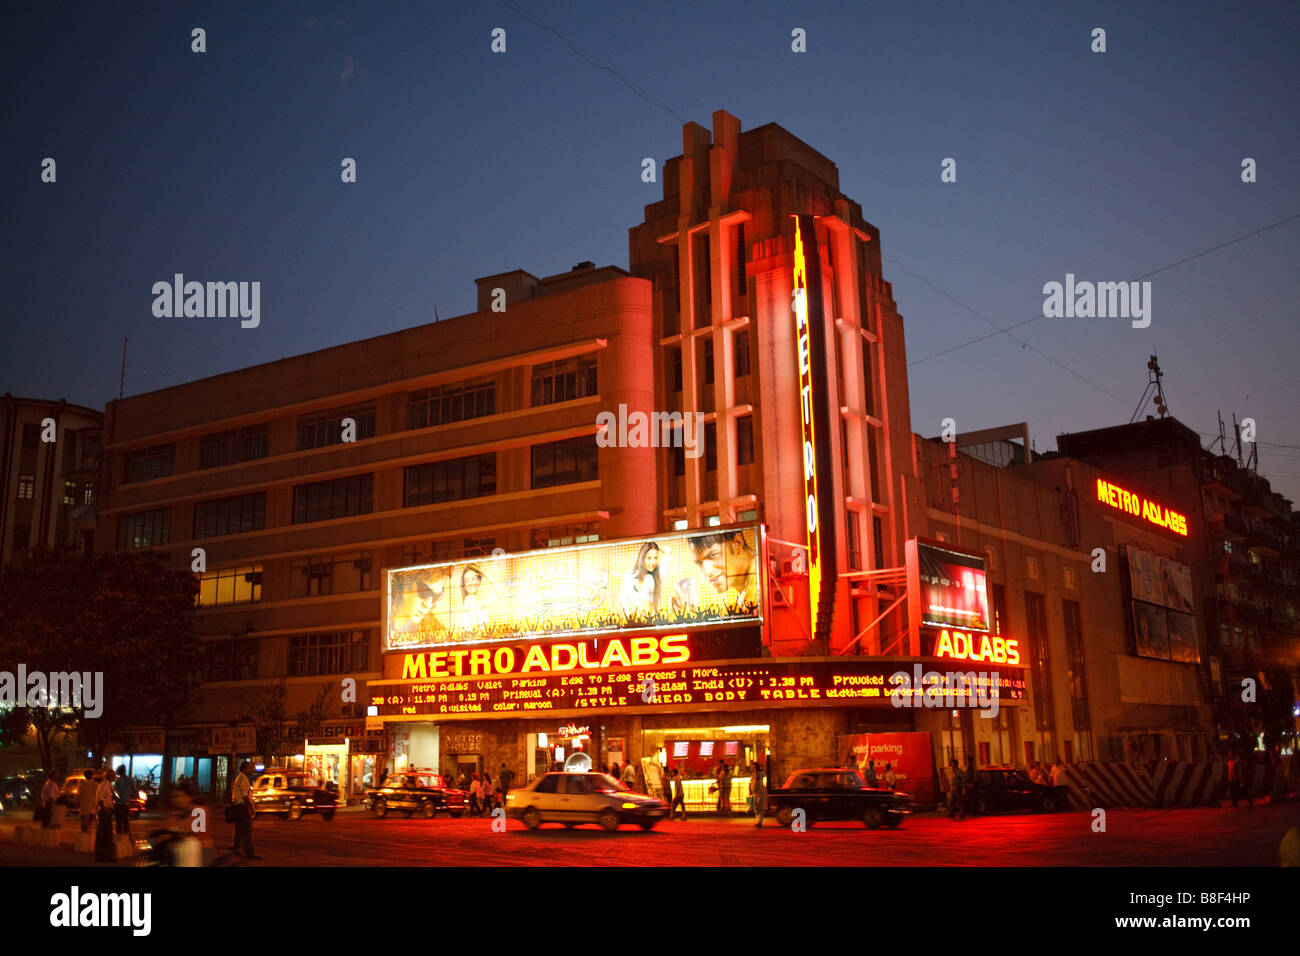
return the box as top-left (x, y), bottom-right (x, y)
top-left (464, 570), bottom-right (481, 595)
top-left (643, 547), bottom-right (661, 573)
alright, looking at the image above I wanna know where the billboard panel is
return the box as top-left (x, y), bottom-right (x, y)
top-left (385, 525), bottom-right (762, 651)
top-left (1126, 546), bottom-right (1164, 606)
top-left (914, 541), bottom-right (990, 632)
top-left (1133, 601), bottom-right (1171, 660)
top-left (1166, 611), bottom-right (1200, 663)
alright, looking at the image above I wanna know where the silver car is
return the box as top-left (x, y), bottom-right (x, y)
top-left (506, 772), bottom-right (669, 831)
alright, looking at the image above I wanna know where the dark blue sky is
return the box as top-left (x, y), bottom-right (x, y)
top-left (5, 1), bottom-right (1299, 499)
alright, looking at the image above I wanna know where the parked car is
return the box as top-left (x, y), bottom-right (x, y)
top-left (248, 770), bottom-right (338, 821)
top-left (59, 771), bottom-right (146, 817)
top-left (363, 769), bottom-right (466, 818)
top-left (766, 768), bottom-right (910, 829)
top-left (505, 771), bottom-right (669, 831)
top-left (0, 776), bottom-right (37, 812)
top-left (972, 767), bottom-right (1068, 814)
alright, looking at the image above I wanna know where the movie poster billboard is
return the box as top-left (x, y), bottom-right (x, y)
top-left (912, 541), bottom-right (990, 632)
top-left (1165, 611), bottom-right (1200, 664)
top-left (1126, 546), bottom-right (1164, 606)
top-left (1160, 558), bottom-right (1195, 614)
top-left (385, 525), bottom-right (762, 651)
top-left (1132, 601), bottom-right (1171, 660)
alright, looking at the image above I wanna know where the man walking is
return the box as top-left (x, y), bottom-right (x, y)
top-left (750, 763), bottom-right (768, 828)
top-left (670, 769), bottom-right (687, 821)
top-left (112, 764), bottom-right (134, 835)
top-left (78, 770), bottom-right (98, 835)
top-left (230, 760), bottom-right (259, 860)
top-left (94, 770), bottom-right (117, 862)
top-left (947, 759), bottom-right (966, 820)
top-left (863, 759), bottom-right (879, 788)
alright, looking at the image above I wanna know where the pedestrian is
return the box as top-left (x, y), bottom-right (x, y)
top-left (94, 770), bottom-right (117, 862)
top-left (610, 762), bottom-right (620, 782)
top-left (863, 759), bottom-right (878, 788)
top-left (1050, 757), bottom-right (1067, 789)
top-left (112, 764), bottom-right (134, 835)
top-left (750, 763), bottom-right (768, 827)
top-left (230, 760), bottom-right (259, 860)
top-left (468, 772), bottom-right (481, 816)
top-left (964, 757), bottom-right (979, 816)
top-left (882, 763), bottom-right (898, 791)
top-left (1228, 752), bottom-right (1251, 807)
top-left (499, 762), bottom-right (515, 794)
top-left (481, 771), bottom-right (494, 815)
top-left (947, 759), bottom-right (965, 820)
top-left (670, 769), bottom-right (687, 821)
top-left (78, 769), bottom-right (98, 834)
top-left (1029, 761), bottom-right (1049, 786)
top-left (38, 771), bottom-right (60, 829)
top-left (713, 761), bottom-right (726, 811)
top-left (622, 760), bottom-right (636, 790)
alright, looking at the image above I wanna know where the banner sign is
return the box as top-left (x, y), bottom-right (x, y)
top-left (370, 657), bottom-right (1025, 722)
top-left (386, 525), bottom-right (762, 651)
top-left (839, 731), bottom-right (936, 806)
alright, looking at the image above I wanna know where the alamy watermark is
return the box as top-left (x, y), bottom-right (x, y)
top-left (1042, 274), bottom-right (1151, 328)
top-left (596, 403), bottom-right (705, 459)
top-left (0, 665), bottom-right (103, 719)
top-left (152, 274), bottom-right (260, 328)
top-left (888, 664), bottom-right (1001, 718)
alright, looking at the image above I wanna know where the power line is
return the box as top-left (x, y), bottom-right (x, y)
top-left (905, 211), bottom-right (1300, 368)
top-left (499, 0), bottom-right (686, 125)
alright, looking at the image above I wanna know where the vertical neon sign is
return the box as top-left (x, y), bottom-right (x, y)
top-left (792, 217), bottom-right (823, 636)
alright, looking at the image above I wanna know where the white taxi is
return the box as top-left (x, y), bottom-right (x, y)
top-left (506, 772), bottom-right (669, 831)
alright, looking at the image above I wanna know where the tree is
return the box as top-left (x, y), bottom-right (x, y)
top-left (252, 678), bottom-right (287, 762)
top-left (295, 681), bottom-right (336, 746)
top-left (0, 549), bottom-right (199, 767)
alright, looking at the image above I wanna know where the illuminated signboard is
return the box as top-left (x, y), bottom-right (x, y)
top-left (395, 628), bottom-right (761, 681)
top-left (369, 657), bottom-right (1025, 721)
top-left (791, 217), bottom-right (823, 634)
top-left (386, 525), bottom-right (762, 651)
top-left (928, 628), bottom-right (1020, 665)
top-left (1126, 545), bottom-right (1199, 664)
top-left (1096, 478), bottom-right (1188, 536)
top-left (907, 540), bottom-right (990, 632)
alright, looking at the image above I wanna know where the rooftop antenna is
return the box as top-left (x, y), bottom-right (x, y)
top-left (1129, 354), bottom-right (1168, 423)
top-left (119, 337), bottom-right (128, 400)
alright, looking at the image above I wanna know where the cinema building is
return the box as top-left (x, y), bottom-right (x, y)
top-left (92, 110), bottom-right (1264, 807)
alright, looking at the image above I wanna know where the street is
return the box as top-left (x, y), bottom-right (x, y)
top-left (5, 803), bottom-right (1294, 867)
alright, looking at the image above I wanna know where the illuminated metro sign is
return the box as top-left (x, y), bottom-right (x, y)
top-left (402, 633), bottom-right (691, 681)
top-left (930, 628), bottom-right (1021, 666)
top-left (792, 216), bottom-right (824, 634)
top-left (1096, 478), bottom-right (1188, 536)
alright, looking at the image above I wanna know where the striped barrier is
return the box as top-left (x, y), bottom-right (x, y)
top-left (1064, 757), bottom-right (1297, 809)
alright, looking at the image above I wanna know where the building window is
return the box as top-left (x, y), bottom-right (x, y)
top-left (297, 403), bottom-right (376, 450)
top-left (201, 638), bottom-right (259, 682)
top-left (407, 380), bottom-right (496, 429)
top-left (991, 584), bottom-right (1008, 636)
top-left (118, 509), bottom-right (171, 549)
top-left (63, 430), bottom-right (77, 471)
top-left (63, 480), bottom-right (77, 505)
top-left (196, 565), bottom-right (263, 607)
top-left (79, 530), bottom-right (94, 556)
top-left (292, 474), bottom-right (373, 524)
top-left (289, 552), bottom-right (372, 598)
top-left (672, 349), bottom-right (683, 392)
top-left (703, 339), bottom-right (715, 385)
top-left (531, 356), bottom-right (597, 406)
top-left (872, 516), bottom-right (885, 569)
top-left (82, 483), bottom-right (94, 506)
top-left (288, 631), bottom-right (369, 677)
top-left (671, 442), bottom-right (685, 477)
top-left (16, 475), bottom-right (34, 500)
top-left (704, 422), bottom-right (717, 471)
top-left (671, 246), bottom-right (680, 316)
top-left (698, 233), bottom-right (711, 307)
top-left (462, 537), bottom-right (497, 558)
top-left (530, 524), bottom-right (599, 549)
top-left (194, 492), bottom-right (267, 539)
top-left (404, 454), bottom-right (496, 506)
top-left (847, 510), bottom-right (862, 571)
top-left (531, 436), bottom-right (598, 489)
top-left (734, 329), bottom-right (751, 377)
top-left (737, 415), bottom-right (754, 466)
top-left (735, 223), bottom-right (747, 299)
top-left (1024, 591), bottom-right (1053, 732)
top-left (21, 423), bottom-right (39, 449)
top-left (123, 443), bottom-right (175, 483)
top-left (861, 337), bottom-right (874, 416)
top-left (199, 424), bottom-right (270, 469)
top-left (1062, 599), bottom-right (1090, 731)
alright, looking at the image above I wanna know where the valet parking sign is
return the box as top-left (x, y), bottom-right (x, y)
top-left (839, 732), bottom-right (936, 807)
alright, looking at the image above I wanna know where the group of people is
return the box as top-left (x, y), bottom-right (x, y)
top-left (441, 763), bottom-right (515, 815)
top-left (943, 756), bottom-right (1069, 820)
top-left (35, 765), bottom-right (135, 862)
top-left (852, 759), bottom-right (900, 790)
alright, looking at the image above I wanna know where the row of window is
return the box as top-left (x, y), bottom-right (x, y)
top-left (118, 436), bottom-right (600, 548)
top-left (121, 357), bottom-right (600, 484)
top-left (200, 630), bottom-right (367, 681)
top-left (669, 331), bottom-right (751, 392)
